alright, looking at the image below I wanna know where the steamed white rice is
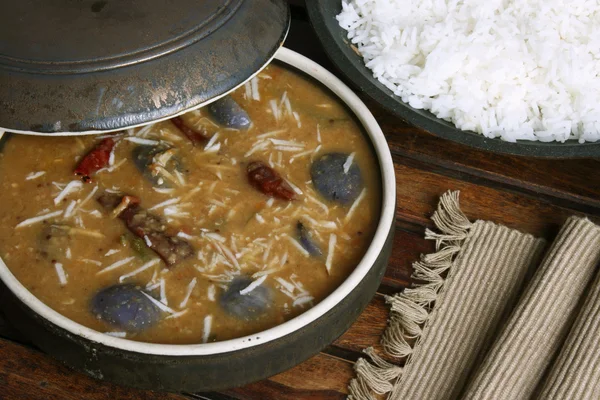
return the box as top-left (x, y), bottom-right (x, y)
top-left (337, 0), bottom-right (600, 143)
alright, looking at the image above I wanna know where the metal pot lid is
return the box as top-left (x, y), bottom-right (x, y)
top-left (0, 0), bottom-right (290, 135)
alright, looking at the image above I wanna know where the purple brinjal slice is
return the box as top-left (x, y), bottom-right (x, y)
top-left (207, 96), bottom-right (251, 130)
top-left (91, 284), bottom-right (161, 332)
top-left (311, 152), bottom-right (363, 205)
top-left (220, 276), bottom-right (272, 321)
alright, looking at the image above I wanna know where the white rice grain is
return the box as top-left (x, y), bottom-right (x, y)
top-left (337, 0), bottom-right (600, 143)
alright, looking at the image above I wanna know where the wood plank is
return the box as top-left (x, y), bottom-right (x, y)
top-left (223, 380), bottom-right (345, 400)
top-left (332, 295), bottom-right (391, 361)
top-left (380, 228), bottom-right (431, 292)
top-left (392, 162), bottom-right (599, 238)
top-left (0, 337), bottom-right (189, 400)
top-left (268, 353), bottom-right (353, 394)
top-left (376, 108), bottom-right (600, 213)
top-left (224, 353), bottom-right (352, 400)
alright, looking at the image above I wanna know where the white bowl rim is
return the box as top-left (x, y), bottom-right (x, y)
top-left (0, 47), bottom-right (396, 356)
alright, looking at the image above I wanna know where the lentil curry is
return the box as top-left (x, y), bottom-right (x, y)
top-left (0, 64), bottom-right (381, 344)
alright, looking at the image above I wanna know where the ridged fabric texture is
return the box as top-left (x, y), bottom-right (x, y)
top-left (536, 266), bottom-right (600, 399)
top-left (389, 221), bottom-right (545, 400)
top-left (348, 191), bottom-right (600, 400)
top-left (463, 217), bottom-right (600, 400)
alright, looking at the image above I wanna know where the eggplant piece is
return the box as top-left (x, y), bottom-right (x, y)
top-left (310, 152), bottom-right (363, 205)
top-left (207, 96), bottom-right (251, 130)
top-left (97, 193), bottom-right (194, 267)
top-left (297, 222), bottom-right (322, 257)
top-left (91, 284), bottom-right (161, 332)
top-left (220, 276), bottom-right (272, 321)
top-left (132, 145), bottom-right (182, 188)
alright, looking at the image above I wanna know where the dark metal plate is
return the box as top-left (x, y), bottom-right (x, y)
top-left (0, 0), bottom-right (289, 134)
top-left (306, 0), bottom-right (600, 158)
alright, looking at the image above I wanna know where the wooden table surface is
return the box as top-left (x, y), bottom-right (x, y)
top-left (2, 4), bottom-right (599, 400)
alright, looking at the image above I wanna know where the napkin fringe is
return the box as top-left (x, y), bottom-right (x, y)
top-left (349, 191), bottom-right (471, 400)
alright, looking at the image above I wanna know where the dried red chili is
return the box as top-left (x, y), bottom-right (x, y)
top-left (97, 193), bottom-right (194, 267)
top-left (74, 138), bottom-right (115, 182)
top-left (170, 116), bottom-right (209, 146)
top-left (247, 161), bottom-right (296, 201)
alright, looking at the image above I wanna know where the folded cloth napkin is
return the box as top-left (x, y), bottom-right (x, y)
top-left (349, 192), bottom-right (600, 400)
top-left (462, 216), bottom-right (600, 400)
top-left (535, 266), bottom-right (600, 399)
top-left (349, 191), bottom-right (546, 400)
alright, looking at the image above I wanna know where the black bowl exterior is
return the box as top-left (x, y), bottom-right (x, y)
top-left (305, 0), bottom-right (600, 159)
top-left (0, 0), bottom-right (289, 134)
top-left (0, 221), bottom-right (394, 392)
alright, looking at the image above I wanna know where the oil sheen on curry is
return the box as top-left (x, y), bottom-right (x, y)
top-left (0, 64), bottom-right (381, 344)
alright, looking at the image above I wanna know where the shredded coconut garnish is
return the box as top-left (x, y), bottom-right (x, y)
top-left (66, 227), bottom-right (104, 238)
top-left (286, 180), bottom-right (303, 195)
top-left (204, 232), bottom-right (226, 243)
top-left (177, 231), bottom-right (194, 240)
top-left (74, 185), bottom-right (98, 213)
top-left (239, 275), bottom-right (268, 295)
top-left (15, 210), bottom-right (63, 228)
top-left (293, 295), bottom-right (314, 307)
top-left (207, 284), bottom-right (216, 301)
top-left (64, 200), bottom-right (78, 218)
top-left (54, 263), bottom-right (67, 286)
top-left (269, 99), bottom-right (280, 122)
top-left (165, 309), bottom-right (189, 320)
top-left (97, 256), bottom-right (136, 274)
top-left (124, 137), bottom-right (159, 145)
top-left (244, 81), bottom-right (252, 99)
top-left (179, 278), bottom-right (197, 308)
top-left (80, 258), bottom-right (102, 266)
top-left (141, 291), bottom-right (175, 313)
top-left (54, 180), bottom-right (83, 205)
top-left (257, 129), bottom-right (287, 139)
top-left (275, 277), bottom-right (296, 293)
top-left (159, 278), bottom-right (167, 305)
top-left (244, 140), bottom-right (270, 157)
top-left (149, 197), bottom-right (180, 210)
top-left (153, 187), bottom-right (175, 194)
top-left (270, 139), bottom-right (304, 147)
top-left (345, 188), bottom-right (367, 222)
top-left (135, 123), bottom-right (155, 138)
top-left (202, 315), bottom-right (213, 343)
top-left (105, 249), bottom-right (120, 257)
top-left (287, 237), bottom-right (310, 257)
top-left (251, 77), bottom-right (260, 101)
top-left (204, 132), bottom-right (220, 150)
top-left (325, 234), bottom-right (337, 274)
top-left (26, 171), bottom-right (46, 180)
top-left (293, 111), bottom-right (302, 128)
top-left (343, 153), bottom-right (356, 174)
top-left (119, 259), bottom-right (160, 283)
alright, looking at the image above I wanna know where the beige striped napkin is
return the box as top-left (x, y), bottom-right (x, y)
top-left (348, 191), bottom-right (600, 400)
top-left (462, 217), bottom-right (600, 399)
top-left (535, 264), bottom-right (600, 399)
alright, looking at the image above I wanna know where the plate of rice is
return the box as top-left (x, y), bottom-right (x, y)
top-left (306, 0), bottom-right (600, 158)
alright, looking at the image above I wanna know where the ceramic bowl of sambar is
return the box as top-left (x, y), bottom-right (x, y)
top-left (0, 48), bottom-right (396, 391)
